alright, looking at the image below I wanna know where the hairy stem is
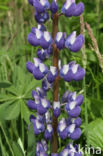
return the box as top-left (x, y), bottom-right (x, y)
top-left (52, 13), bottom-right (59, 153)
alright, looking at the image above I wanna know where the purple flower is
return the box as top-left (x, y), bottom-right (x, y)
top-left (44, 124), bottom-right (53, 140)
top-left (30, 115), bottom-right (45, 135)
top-left (67, 124), bottom-right (81, 140)
top-left (36, 140), bottom-right (48, 156)
top-left (42, 77), bottom-right (53, 91)
top-left (27, 99), bottom-right (37, 110)
top-left (65, 31), bottom-right (84, 52)
top-left (40, 31), bottom-right (53, 49)
top-left (26, 61), bottom-right (35, 73)
top-left (37, 48), bottom-right (48, 61)
top-left (47, 66), bottom-right (57, 83)
top-left (37, 98), bottom-right (50, 115)
top-left (58, 118), bottom-right (68, 139)
top-left (33, 62), bottom-right (48, 80)
top-left (60, 61), bottom-right (85, 82)
top-left (33, 0), bottom-right (50, 13)
top-left (55, 32), bottom-right (66, 50)
top-left (67, 117), bottom-right (82, 127)
top-left (36, 113), bottom-right (45, 122)
top-left (27, 28), bottom-right (43, 46)
top-left (50, 0), bottom-right (58, 14)
top-left (35, 11), bottom-right (49, 24)
top-left (62, 90), bottom-right (71, 103)
top-left (53, 101), bottom-right (61, 117)
top-left (36, 87), bottom-right (47, 98)
top-left (47, 44), bottom-right (53, 55)
top-left (61, 0), bottom-right (84, 17)
top-left (59, 148), bottom-right (70, 156)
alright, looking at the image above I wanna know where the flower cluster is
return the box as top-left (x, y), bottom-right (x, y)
top-left (27, 0), bottom-right (85, 155)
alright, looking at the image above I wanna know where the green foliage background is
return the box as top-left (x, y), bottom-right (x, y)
top-left (0, 0), bottom-right (103, 155)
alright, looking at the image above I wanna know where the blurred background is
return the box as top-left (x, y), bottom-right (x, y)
top-left (0, 0), bottom-right (103, 155)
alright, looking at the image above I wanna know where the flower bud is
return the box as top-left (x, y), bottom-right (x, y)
top-left (50, 0), bottom-right (58, 14)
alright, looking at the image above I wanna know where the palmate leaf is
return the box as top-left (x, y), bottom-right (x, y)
top-left (88, 118), bottom-right (103, 150)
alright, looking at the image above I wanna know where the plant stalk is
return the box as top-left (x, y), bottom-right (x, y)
top-left (52, 13), bottom-right (59, 153)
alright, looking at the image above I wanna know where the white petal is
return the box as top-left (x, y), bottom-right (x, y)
top-left (35, 29), bottom-right (42, 39)
top-left (44, 31), bottom-right (51, 42)
top-left (50, 66), bottom-right (57, 75)
top-left (41, 99), bottom-right (48, 108)
top-left (62, 65), bottom-right (69, 75)
top-left (69, 124), bottom-right (75, 133)
top-left (72, 64), bottom-right (79, 74)
top-left (36, 120), bottom-right (41, 129)
top-left (63, 149), bottom-right (69, 156)
top-left (47, 124), bottom-right (52, 132)
top-left (39, 63), bottom-right (46, 73)
top-left (65, 0), bottom-right (75, 9)
top-left (56, 32), bottom-right (63, 42)
top-left (41, 49), bottom-right (45, 54)
top-left (72, 92), bottom-right (77, 100)
top-left (40, 0), bottom-right (46, 6)
top-left (69, 101), bottom-right (76, 110)
top-left (33, 58), bottom-right (41, 67)
top-left (68, 31), bottom-right (76, 45)
top-left (58, 60), bottom-right (61, 70)
top-left (59, 122), bottom-right (66, 132)
top-left (53, 101), bottom-right (60, 109)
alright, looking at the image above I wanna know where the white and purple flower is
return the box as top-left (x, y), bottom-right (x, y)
top-left (65, 31), bottom-right (84, 52)
top-left (53, 101), bottom-right (61, 117)
top-left (55, 32), bottom-right (66, 50)
top-left (50, 0), bottom-right (58, 14)
top-left (47, 66), bottom-right (57, 83)
top-left (44, 124), bottom-right (53, 140)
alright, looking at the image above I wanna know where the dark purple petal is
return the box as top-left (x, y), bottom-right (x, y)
top-left (37, 48), bottom-right (48, 61)
top-left (74, 117), bottom-right (82, 127)
top-left (33, 67), bottom-right (45, 80)
top-left (50, 0), bottom-right (58, 14)
top-left (40, 32), bottom-right (53, 49)
top-left (53, 108), bottom-right (61, 117)
top-left (47, 45), bottom-right (53, 55)
top-left (44, 124), bottom-right (53, 140)
top-left (73, 66), bottom-right (85, 81)
top-left (76, 94), bottom-right (84, 106)
top-left (27, 100), bottom-right (37, 110)
top-left (47, 66), bottom-right (57, 83)
top-left (73, 2), bottom-right (84, 16)
top-left (36, 87), bottom-right (47, 98)
top-left (62, 90), bottom-right (71, 103)
top-left (68, 106), bottom-right (81, 117)
top-left (26, 61), bottom-right (35, 73)
top-left (70, 128), bottom-right (81, 140)
top-left (33, 0), bottom-right (50, 13)
top-left (28, 0), bottom-right (33, 5)
top-left (38, 24), bottom-right (46, 31)
top-left (42, 78), bottom-right (52, 91)
top-left (35, 11), bottom-right (49, 24)
top-left (27, 32), bottom-right (40, 46)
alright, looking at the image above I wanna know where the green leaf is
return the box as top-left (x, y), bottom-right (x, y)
top-left (5, 101), bottom-right (20, 120)
top-left (0, 81), bottom-right (11, 88)
top-left (27, 123), bottom-right (36, 156)
top-left (88, 118), bottom-right (103, 150)
top-left (12, 142), bottom-right (24, 156)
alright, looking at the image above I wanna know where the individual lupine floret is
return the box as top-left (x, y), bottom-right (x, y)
top-left (36, 113), bottom-right (45, 122)
top-left (61, 0), bottom-right (84, 17)
top-left (47, 66), bottom-right (57, 83)
top-left (33, 62), bottom-right (48, 80)
top-left (62, 90), bottom-right (71, 103)
top-left (57, 118), bottom-right (68, 139)
top-left (67, 117), bottom-right (82, 127)
top-left (40, 31), bottom-right (53, 49)
top-left (47, 44), bottom-right (53, 55)
top-left (33, 0), bottom-right (50, 13)
top-left (30, 115), bottom-right (45, 135)
top-left (67, 123), bottom-right (81, 140)
top-left (50, 0), bottom-right (58, 14)
top-left (65, 31), bottom-right (84, 52)
top-left (60, 61), bottom-right (85, 82)
top-left (55, 32), bottom-right (66, 50)
top-left (44, 124), bottom-right (53, 140)
top-left (37, 48), bottom-right (48, 61)
top-left (27, 28), bottom-right (43, 46)
top-left (45, 111), bottom-right (52, 124)
top-left (36, 87), bottom-right (47, 98)
top-left (36, 140), bottom-right (48, 156)
top-left (37, 98), bottom-right (50, 115)
top-left (53, 101), bottom-right (61, 117)
top-left (42, 77), bottom-right (53, 91)
top-left (35, 10), bottom-right (49, 24)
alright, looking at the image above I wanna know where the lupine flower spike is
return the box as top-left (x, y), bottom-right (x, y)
top-left (27, 0), bottom-right (85, 155)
